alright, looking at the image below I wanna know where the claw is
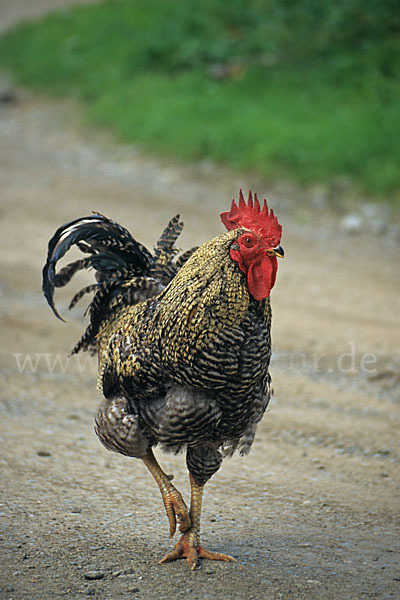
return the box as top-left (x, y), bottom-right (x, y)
top-left (197, 546), bottom-right (236, 565)
top-left (160, 531), bottom-right (236, 569)
top-left (141, 450), bottom-right (189, 538)
top-left (162, 489), bottom-right (190, 537)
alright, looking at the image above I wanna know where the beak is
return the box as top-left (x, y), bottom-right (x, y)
top-left (267, 245), bottom-right (285, 258)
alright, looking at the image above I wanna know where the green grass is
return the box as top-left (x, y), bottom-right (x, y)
top-left (1, 0), bottom-right (399, 202)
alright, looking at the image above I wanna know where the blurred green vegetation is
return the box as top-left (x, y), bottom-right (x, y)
top-left (0, 0), bottom-right (399, 202)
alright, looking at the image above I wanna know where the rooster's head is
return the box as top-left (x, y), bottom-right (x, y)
top-left (220, 190), bottom-right (283, 300)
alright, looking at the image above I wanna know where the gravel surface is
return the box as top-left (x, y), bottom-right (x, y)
top-left (1, 2), bottom-right (399, 599)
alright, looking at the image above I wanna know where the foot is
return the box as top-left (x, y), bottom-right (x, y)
top-left (159, 531), bottom-right (236, 570)
top-left (162, 488), bottom-right (191, 537)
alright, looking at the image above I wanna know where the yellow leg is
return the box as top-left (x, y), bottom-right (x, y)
top-left (142, 448), bottom-right (190, 537)
top-left (160, 473), bottom-right (236, 569)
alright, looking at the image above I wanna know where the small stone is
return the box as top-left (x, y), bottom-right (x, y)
top-left (340, 214), bottom-right (362, 234)
top-left (37, 450), bottom-right (51, 457)
top-left (83, 571), bottom-right (105, 580)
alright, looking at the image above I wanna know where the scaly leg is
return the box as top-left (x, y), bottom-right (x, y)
top-left (160, 473), bottom-right (236, 569)
top-left (142, 448), bottom-right (190, 537)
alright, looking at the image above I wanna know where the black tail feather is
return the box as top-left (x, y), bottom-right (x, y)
top-left (42, 212), bottom-right (198, 354)
top-left (69, 283), bottom-right (99, 310)
top-left (54, 257), bottom-right (92, 288)
top-left (42, 213), bottom-right (153, 321)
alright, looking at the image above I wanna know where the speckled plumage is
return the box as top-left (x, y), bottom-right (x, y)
top-left (43, 214), bottom-right (273, 486)
top-left (94, 229), bottom-right (272, 484)
top-left (43, 197), bottom-right (281, 567)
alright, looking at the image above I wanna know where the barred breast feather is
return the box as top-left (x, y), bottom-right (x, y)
top-left (95, 228), bottom-right (273, 477)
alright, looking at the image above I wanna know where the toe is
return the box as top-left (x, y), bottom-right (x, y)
top-left (159, 546), bottom-right (182, 564)
top-left (197, 547), bottom-right (236, 562)
top-left (162, 489), bottom-right (190, 537)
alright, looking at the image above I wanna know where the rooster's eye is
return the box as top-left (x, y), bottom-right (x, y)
top-left (242, 236), bottom-right (255, 248)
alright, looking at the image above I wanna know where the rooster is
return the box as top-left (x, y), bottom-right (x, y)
top-left (42, 190), bottom-right (283, 569)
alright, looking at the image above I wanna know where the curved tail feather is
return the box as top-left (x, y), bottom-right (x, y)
top-left (42, 212), bottom-right (197, 354)
top-left (42, 213), bottom-right (152, 320)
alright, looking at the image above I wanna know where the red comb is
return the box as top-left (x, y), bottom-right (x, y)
top-left (220, 190), bottom-right (282, 247)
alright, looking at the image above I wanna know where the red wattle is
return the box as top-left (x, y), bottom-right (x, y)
top-left (230, 249), bottom-right (278, 300)
top-left (247, 256), bottom-right (278, 300)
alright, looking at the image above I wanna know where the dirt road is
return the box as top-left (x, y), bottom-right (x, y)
top-left (1, 2), bottom-right (399, 599)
